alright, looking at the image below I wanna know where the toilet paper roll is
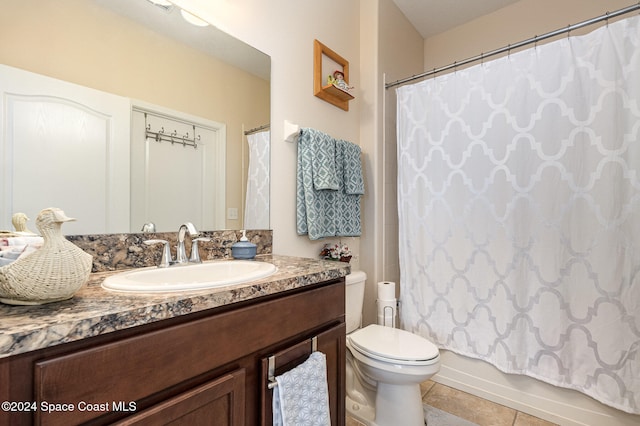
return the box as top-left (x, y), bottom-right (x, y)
top-left (377, 281), bottom-right (396, 300)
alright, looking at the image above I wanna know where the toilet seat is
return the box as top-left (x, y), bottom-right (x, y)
top-left (348, 324), bottom-right (439, 366)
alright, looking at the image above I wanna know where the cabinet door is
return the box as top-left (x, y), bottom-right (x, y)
top-left (260, 324), bottom-right (345, 426)
top-left (114, 369), bottom-right (245, 426)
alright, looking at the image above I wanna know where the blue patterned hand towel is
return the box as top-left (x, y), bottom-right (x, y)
top-left (308, 128), bottom-right (339, 190)
top-left (297, 128), bottom-right (338, 239)
top-left (336, 139), bottom-right (363, 236)
top-left (272, 351), bottom-right (331, 426)
top-left (338, 139), bottom-right (364, 195)
top-left (297, 129), bottom-right (364, 239)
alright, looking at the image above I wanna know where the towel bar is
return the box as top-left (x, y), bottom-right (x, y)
top-left (284, 120), bottom-right (300, 143)
top-left (267, 336), bottom-right (318, 389)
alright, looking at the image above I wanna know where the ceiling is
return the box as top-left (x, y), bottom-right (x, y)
top-left (391, 0), bottom-right (522, 38)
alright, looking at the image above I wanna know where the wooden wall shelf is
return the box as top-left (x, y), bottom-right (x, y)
top-left (314, 40), bottom-right (354, 111)
top-left (322, 84), bottom-right (355, 101)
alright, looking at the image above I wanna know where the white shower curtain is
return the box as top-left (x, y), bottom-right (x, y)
top-left (396, 15), bottom-right (640, 414)
top-left (244, 130), bottom-right (270, 229)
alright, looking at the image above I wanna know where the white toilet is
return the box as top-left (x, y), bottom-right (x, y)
top-left (345, 271), bottom-right (440, 426)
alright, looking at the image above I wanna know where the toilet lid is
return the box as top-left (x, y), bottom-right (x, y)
top-left (349, 324), bottom-right (439, 363)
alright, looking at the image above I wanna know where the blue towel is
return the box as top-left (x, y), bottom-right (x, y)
top-left (272, 352), bottom-right (331, 426)
top-left (338, 139), bottom-right (364, 195)
top-left (297, 128), bottom-right (338, 239)
top-left (335, 140), bottom-right (363, 236)
top-left (296, 129), bottom-right (364, 240)
top-left (308, 128), bottom-right (339, 191)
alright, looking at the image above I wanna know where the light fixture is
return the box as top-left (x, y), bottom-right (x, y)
top-left (146, 0), bottom-right (173, 11)
top-left (180, 9), bottom-right (209, 27)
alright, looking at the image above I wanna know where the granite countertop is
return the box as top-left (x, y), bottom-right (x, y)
top-left (0, 255), bottom-right (350, 359)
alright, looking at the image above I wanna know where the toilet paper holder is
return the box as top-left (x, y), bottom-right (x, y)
top-left (381, 305), bottom-right (395, 327)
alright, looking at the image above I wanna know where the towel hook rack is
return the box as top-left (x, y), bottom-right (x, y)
top-left (267, 336), bottom-right (318, 389)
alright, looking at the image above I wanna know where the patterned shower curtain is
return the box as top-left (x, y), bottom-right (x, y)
top-left (244, 130), bottom-right (270, 229)
top-left (396, 15), bottom-right (640, 414)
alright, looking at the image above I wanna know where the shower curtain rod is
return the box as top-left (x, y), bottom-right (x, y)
top-left (385, 3), bottom-right (640, 89)
top-left (244, 124), bottom-right (270, 135)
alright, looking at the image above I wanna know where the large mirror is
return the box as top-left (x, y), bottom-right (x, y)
top-left (0, 0), bottom-right (270, 234)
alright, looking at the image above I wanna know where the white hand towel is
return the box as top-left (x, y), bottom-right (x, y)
top-left (272, 351), bottom-right (331, 426)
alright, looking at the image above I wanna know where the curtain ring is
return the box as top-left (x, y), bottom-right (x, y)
top-left (605, 11), bottom-right (610, 27)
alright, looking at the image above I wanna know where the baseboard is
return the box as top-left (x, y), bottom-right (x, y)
top-left (433, 351), bottom-right (639, 426)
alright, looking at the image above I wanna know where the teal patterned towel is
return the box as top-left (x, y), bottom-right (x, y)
top-left (309, 129), bottom-right (339, 191)
top-left (272, 352), bottom-right (331, 426)
top-left (338, 139), bottom-right (364, 195)
top-left (336, 139), bottom-right (363, 235)
top-left (296, 128), bottom-right (363, 240)
top-left (297, 128), bottom-right (337, 239)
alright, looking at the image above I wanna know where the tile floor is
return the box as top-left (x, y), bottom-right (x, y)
top-left (346, 380), bottom-right (558, 426)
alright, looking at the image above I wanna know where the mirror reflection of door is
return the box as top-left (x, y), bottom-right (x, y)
top-left (1, 0), bottom-right (271, 233)
top-left (130, 106), bottom-right (226, 232)
top-left (0, 64), bottom-right (130, 234)
top-left (0, 64), bottom-right (227, 234)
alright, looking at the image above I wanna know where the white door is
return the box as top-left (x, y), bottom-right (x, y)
top-left (0, 64), bottom-right (130, 234)
top-left (130, 104), bottom-right (226, 232)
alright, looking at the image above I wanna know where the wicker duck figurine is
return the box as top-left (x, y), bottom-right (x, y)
top-left (0, 208), bottom-right (93, 305)
top-left (12, 212), bottom-right (35, 234)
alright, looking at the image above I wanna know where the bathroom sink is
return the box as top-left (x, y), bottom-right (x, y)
top-left (101, 260), bottom-right (277, 293)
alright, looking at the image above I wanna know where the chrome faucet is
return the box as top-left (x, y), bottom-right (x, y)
top-left (144, 223), bottom-right (210, 267)
top-left (176, 222), bottom-right (198, 264)
top-left (175, 222), bottom-right (210, 264)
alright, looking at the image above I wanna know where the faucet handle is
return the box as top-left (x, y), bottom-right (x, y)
top-left (144, 239), bottom-right (172, 268)
top-left (141, 222), bottom-right (156, 232)
top-left (189, 237), bottom-right (210, 263)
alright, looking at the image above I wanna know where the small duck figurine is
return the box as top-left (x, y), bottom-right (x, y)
top-left (0, 208), bottom-right (93, 305)
top-left (11, 212), bottom-right (36, 235)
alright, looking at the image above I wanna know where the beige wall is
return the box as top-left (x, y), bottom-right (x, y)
top-left (373, 0), bottom-right (424, 326)
top-left (175, 1), bottom-right (639, 423)
top-left (0, 0), bottom-right (269, 230)
top-left (170, 0), bottom-right (420, 326)
top-left (424, 0), bottom-right (633, 72)
top-left (418, 1), bottom-right (638, 425)
top-left (173, 0), bottom-right (363, 262)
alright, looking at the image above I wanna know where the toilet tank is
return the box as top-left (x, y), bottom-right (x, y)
top-left (345, 270), bottom-right (366, 333)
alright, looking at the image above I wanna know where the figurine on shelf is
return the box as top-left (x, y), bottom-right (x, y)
top-left (327, 70), bottom-right (353, 92)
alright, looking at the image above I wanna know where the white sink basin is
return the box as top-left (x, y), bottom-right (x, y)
top-left (101, 260), bottom-right (277, 293)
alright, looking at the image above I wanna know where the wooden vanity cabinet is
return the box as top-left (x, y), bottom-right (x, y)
top-left (0, 278), bottom-right (346, 426)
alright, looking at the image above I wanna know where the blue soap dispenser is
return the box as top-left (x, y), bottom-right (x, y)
top-left (232, 230), bottom-right (257, 259)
